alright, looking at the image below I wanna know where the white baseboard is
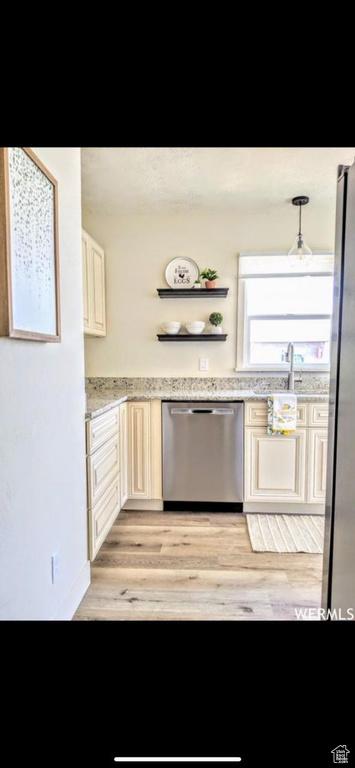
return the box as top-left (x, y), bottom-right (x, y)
top-left (122, 499), bottom-right (164, 511)
top-left (243, 502), bottom-right (325, 515)
top-left (53, 560), bottom-right (91, 621)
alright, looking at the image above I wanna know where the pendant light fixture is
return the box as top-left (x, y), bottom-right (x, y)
top-left (288, 195), bottom-right (313, 266)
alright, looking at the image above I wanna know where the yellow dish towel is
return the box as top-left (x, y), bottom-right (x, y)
top-left (267, 394), bottom-right (297, 435)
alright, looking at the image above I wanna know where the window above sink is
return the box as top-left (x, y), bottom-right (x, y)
top-left (236, 251), bottom-right (334, 372)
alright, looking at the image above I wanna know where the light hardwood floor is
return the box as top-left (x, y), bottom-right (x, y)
top-left (74, 511), bottom-right (323, 621)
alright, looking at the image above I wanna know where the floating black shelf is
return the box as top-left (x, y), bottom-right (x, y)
top-left (157, 288), bottom-right (229, 298)
top-left (157, 333), bottom-right (227, 342)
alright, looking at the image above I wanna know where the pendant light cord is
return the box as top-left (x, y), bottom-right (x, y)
top-left (298, 205), bottom-right (302, 236)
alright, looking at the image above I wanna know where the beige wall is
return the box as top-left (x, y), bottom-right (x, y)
top-left (0, 148), bottom-right (89, 620)
top-left (83, 209), bottom-right (335, 377)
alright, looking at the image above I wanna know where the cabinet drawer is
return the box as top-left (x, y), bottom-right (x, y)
top-left (87, 432), bottom-right (120, 508)
top-left (245, 401), bottom-right (308, 427)
top-left (89, 474), bottom-right (121, 560)
top-left (86, 406), bottom-right (119, 455)
top-left (309, 402), bottom-right (329, 426)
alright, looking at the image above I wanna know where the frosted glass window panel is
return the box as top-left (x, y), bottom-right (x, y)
top-left (8, 148), bottom-right (57, 336)
top-left (246, 276), bottom-right (334, 316)
top-left (250, 341), bottom-right (330, 365)
top-left (250, 318), bottom-right (331, 343)
top-left (249, 319), bottom-right (331, 366)
top-left (239, 252), bottom-right (334, 275)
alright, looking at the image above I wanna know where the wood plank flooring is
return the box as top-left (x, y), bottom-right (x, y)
top-left (73, 511), bottom-right (323, 621)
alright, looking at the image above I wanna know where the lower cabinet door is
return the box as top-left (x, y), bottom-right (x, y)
top-left (128, 402), bottom-right (151, 499)
top-left (89, 474), bottom-right (121, 560)
top-left (150, 399), bottom-right (162, 500)
top-left (244, 427), bottom-right (307, 503)
top-left (120, 403), bottom-right (128, 507)
top-left (307, 428), bottom-right (328, 503)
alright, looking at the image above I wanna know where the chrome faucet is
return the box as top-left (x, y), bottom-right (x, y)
top-left (285, 342), bottom-right (302, 390)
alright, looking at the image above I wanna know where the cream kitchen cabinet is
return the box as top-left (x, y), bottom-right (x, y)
top-left (127, 400), bottom-right (162, 501)
top-left (87, 432), bottom-right (120, 507)
top-left (309, 402), bottom-right (329, 427)
top-left (244, 401), bottom-right (329, 509)
top-left (307, 428), bottom-right (328, 503)
top-left (86, 404), bottom-right (120, 454)
top-left (86, 406), bottom-right (120, 560)
top-left (85, 399), bottom-right (162, 557)
top-left (82, 230), bottom-right (91, 331)
top-left (244, 427), bottom-right (307, 503)
top-left (120, 402), bottom-right (129, 507)
top-left (128, 402), bottom-right (151, 499)
top-left (82, 228), bottom-right (106, 337)
top-left (245, 401), bottom-right (308, 427)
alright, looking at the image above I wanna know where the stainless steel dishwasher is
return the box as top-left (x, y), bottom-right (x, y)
top-left (162, 401), bottom-right (244, 512)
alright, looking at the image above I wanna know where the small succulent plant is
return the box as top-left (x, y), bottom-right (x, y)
top-left (209, 312), bottom-right (223, 326)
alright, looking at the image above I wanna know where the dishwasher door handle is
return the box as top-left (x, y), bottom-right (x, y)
top-left (170, 408), bottom-right (234, 415)
top-left (170, 408), bottom-right (194, 414)
top-left (211, 408), bottom-right (234, 414)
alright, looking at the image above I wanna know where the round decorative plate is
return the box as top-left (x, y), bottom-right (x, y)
top-left (165, 257), bottom-right (200, 289)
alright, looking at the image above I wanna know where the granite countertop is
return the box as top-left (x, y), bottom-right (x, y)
top-left (85, 388), bottom-right (329, 420)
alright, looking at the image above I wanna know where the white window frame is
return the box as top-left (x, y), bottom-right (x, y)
top-left (236, 251), bottom-right (334, 372)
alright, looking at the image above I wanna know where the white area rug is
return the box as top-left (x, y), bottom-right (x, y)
top-left (246, 514), bottom-right (324, 554)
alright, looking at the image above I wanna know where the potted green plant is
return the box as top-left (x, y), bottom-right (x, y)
top-left (209, 311), bottom-right (223, 334)
top-left (200, 268), bottom-right (219, 289)
top-left (193, 279), bottom-right (201, 289)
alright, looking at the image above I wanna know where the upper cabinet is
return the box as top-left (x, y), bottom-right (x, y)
top-left (82, 228), bottom-right (106, 337)
top-left (82, 230), bottom-right (91, 331)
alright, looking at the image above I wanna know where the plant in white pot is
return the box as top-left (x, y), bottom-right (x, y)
top-left (209, 312), bottom-right (223, 334)
top-left (193, 279), bottom-right (202, 289)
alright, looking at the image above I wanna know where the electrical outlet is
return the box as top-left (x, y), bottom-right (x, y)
top-left (51, 552), bottom-right (60, 584)
top-left (199, 358), bottom-right (209, 371)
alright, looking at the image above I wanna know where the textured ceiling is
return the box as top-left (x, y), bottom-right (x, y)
top-left (81, 147), bottom-right (355, 215)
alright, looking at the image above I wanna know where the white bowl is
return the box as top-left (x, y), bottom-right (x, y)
top-left (162, 322), bottom-right (181, 335)
top-left (185, 321), bottom-right (205, 335)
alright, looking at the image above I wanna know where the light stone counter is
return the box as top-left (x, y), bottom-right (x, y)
top-left (86, 388), bottom-right (329, 420)
top-left (86, 393), bottom-right (128, 420)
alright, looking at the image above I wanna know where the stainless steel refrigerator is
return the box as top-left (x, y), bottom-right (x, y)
top-left (322, 160), bottom-right (355, 615)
